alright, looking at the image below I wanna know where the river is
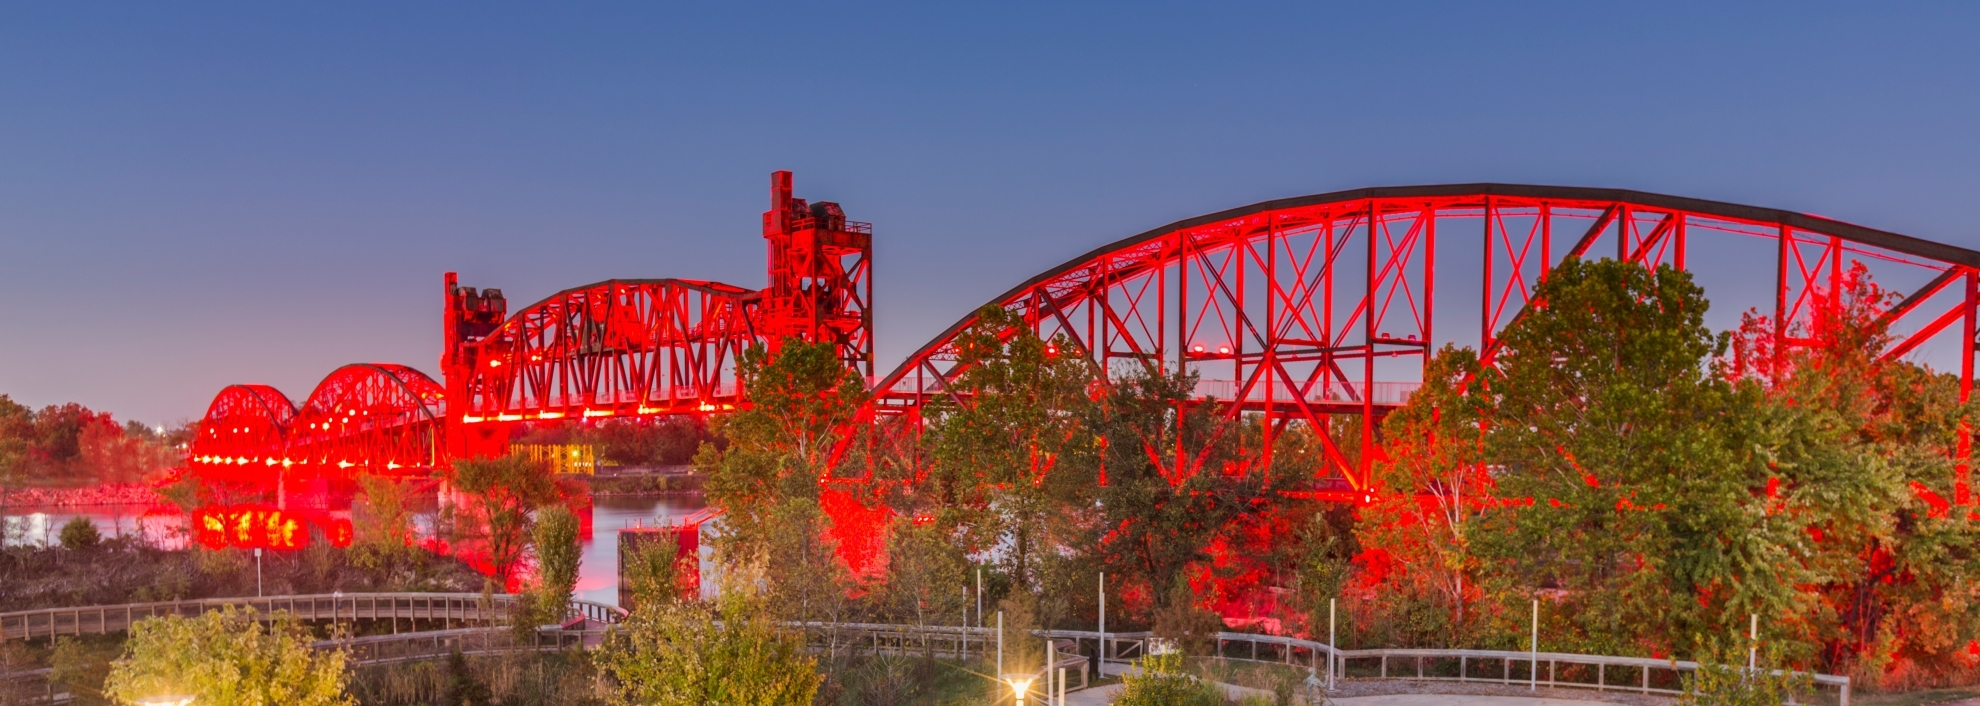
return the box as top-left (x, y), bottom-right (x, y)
top-left (1, 492), bottom-right (709, 609)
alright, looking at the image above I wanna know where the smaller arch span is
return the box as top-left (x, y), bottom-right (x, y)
top-left (189, 384), bottom-right (299, 481)
top-left (285, 363), bottom-right (446, 475)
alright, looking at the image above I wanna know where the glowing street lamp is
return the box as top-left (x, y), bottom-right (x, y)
top-left (136, 696), bottom-right (194, 706)
top-left (1001, 676), bottom-right (1034, 705)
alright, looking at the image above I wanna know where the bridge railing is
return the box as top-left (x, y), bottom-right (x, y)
top-left (0, 605), bottom-right (1851, 706)
top-left (1200, 631), bottom-right (1851, 706)
top-left (0, 592), bottom-right (626, 642)
top-left (325, 626), bottom-right (603, 667)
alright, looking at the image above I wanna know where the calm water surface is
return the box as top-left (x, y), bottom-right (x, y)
top-left (2, 493), bottom-right (708, 609)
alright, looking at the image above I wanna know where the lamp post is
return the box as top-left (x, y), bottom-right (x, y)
top-left (137, 696), bottom-right (194, 706)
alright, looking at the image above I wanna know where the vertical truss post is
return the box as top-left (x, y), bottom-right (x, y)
top-left (1962, 270), bottom-right (1977, 506)
top-left (1540, 203), bottom-right (1552, 284)
top-left (1829, 236), bottom-right (1845, 319)
top-left (1423, 205), bottom-right (1436, 367)
top-left (1674, 213), bottom-right (1687, 271)
top-left (1263, 219), bottom-right (1278, 473)
top-left (1482, 197), bottom-right (1494, 352)
top-left (1774, 226), bottom-right (1791, 379)
top-left (1362, 200), bottom-right (1378, 486)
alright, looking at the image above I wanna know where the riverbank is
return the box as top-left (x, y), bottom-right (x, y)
top-left (0, 484), bottom-right (165, 508)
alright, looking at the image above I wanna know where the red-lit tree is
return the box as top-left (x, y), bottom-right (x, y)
top-left (1351, 346), bottom-right (1491, 647)
top-left (1727, 263), bottom-right (1980, 685)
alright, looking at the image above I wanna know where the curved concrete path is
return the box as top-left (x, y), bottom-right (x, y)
top-left (1068, 688), bottom-right (1614, 705)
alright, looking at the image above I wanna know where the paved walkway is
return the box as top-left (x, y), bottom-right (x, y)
top-left (1337, 695), bottom-right (1613, 706)
top-left (1064, 684), bottom-right (1615, 705)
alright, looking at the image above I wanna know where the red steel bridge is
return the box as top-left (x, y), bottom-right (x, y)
top-left (189, 173), bottom-right (1980, 508)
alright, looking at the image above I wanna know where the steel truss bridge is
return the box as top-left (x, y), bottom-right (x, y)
top-left (190, 174), bottom-right (1980, 508)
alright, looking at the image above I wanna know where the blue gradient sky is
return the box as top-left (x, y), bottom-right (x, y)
top-left (4, 3), bottom-right (1979, 425)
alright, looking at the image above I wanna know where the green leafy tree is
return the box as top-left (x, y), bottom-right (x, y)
top-left (1087, 367), bottom-right (1289, 623)
top-left (1729, 263), bottom-right (1980, 683)
top-left (701, 339), bottom-right (869, 520)
top-left (447, 453), bottom-right (565, 588)
top-left (60, 516), bottom-right (102, 551)
top-left (0, 395), bottom-right (28, 493)
top-left (621, 535), bottom-right (689, 610)
top-left (759, 498), bottom-right (859, 624)
top-left (1471, 259), bottom-right (1851, 659)
top-left (518, 504), bottom-right (581, 636)
top-left (350, 474), bottom-right (417, 574)
top-left (102, 606), bottom-right (351, 706)
top-left (923, 306), bottom-right (1099, 592)
top-left (597, 565), bottom-right (822, 706)
top-left (50, 636), bottom-right (120, 706)
top-left (878, 519), bottom-right (969, 632)
top-left (699, 339), bottom-right (868, 563)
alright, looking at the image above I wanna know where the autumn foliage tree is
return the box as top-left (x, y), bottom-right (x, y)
top-left (1352, 346), bottom-right (1489, 647)
top-left (1724, 262), bottom-right (1980, 686)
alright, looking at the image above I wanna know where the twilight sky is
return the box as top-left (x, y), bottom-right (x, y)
top-left (4, 2), bottom-right (1980, 425)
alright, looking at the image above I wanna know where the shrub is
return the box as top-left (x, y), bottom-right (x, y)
top-left (1115, 652), bottom-right (1221, 706)
top-left (59, 516), bottom-right (100, 551)
top-left (103, 606), bottom-right (351, 706)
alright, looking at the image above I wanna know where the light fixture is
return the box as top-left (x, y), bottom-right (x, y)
top-left (136, 696), bottom-right (194, 706)
top-left (1002, 676), bottom-right (1034, 705)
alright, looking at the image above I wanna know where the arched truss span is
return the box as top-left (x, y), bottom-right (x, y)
top-left (190, 384), bottom-right (298, 480)
top-left (286, 363), bottom-right (446, 475)
top-left (449, 278), bottom-right (760, 424)
top-left (877, 184), bottom-right (1980, 494)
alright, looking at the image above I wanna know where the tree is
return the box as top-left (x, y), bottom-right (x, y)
top-left (698, 339), bottom-right (869, 563)
top-left (1727, 262), bottom-right (1980, 684)
top-left (597, 565), bottom-right (822, 706)
top-left (1087, 367), bottom-right (1290, 624)
top-left (446, 453), bottom-right (566, 590)
top-left (350, 474), bottom-right (416, 575)
top-left (102, 606), bottom-right (351, 706)
top-left (520, 504), bottom-right (581, 634)
top-left (60, 516), bottom-right (101, 551)
top-left (923, 306), bottom-right (1100, 593)
top-left (0, 395), bottom-right (30, 491)
top-left (1353, 346), bottom-right (1490, 646)
top-left (758, 498), bottom-right (859, 624)
top-left (877, 520), bottom-right (969, 631)
top-left (1469, 259), bottom-right (1851, 660)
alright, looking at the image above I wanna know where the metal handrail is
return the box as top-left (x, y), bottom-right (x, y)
top-left (0, 592), bottom-right (627, 641)
top-left (0, 608), bottom-right (1853, 706)
top-left (1202, 631), bottom-right (1851, 706)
